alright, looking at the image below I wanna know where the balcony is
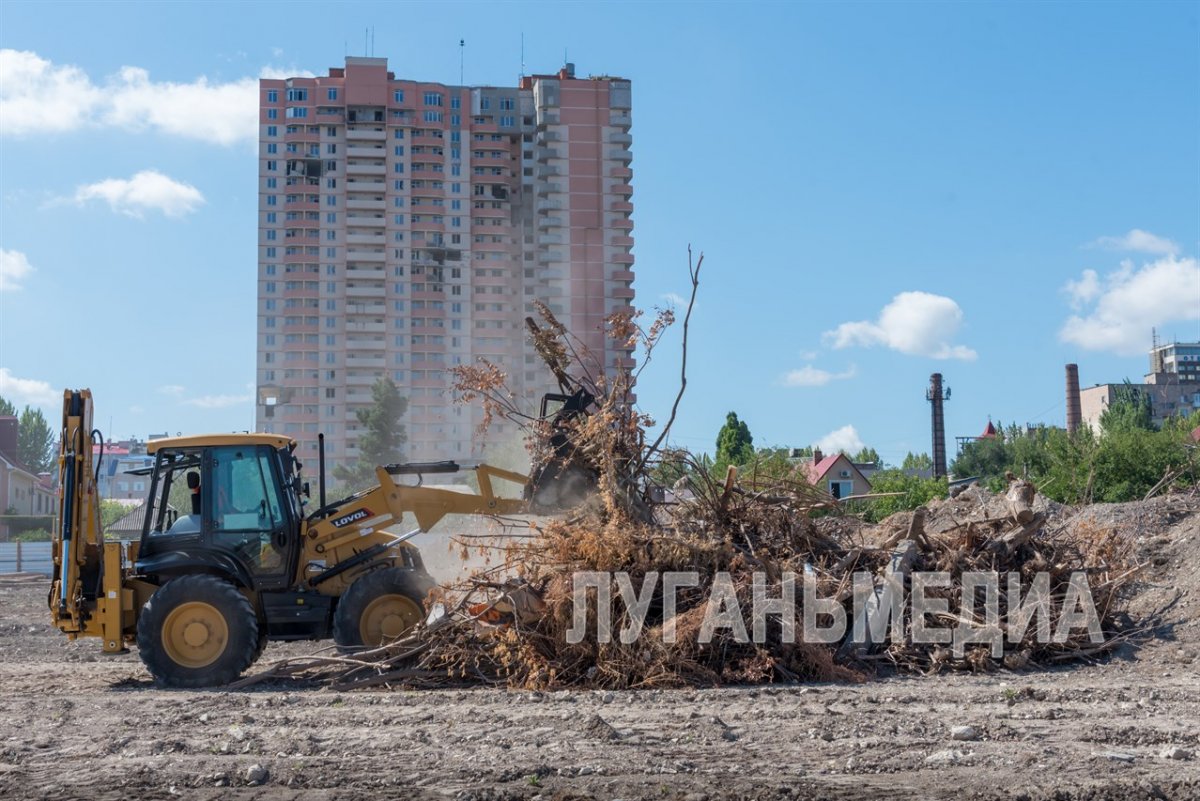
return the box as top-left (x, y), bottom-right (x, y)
top-left (608, 149), bottom-right (633, 163)
top-left (346, 321), bottom-right (386, 333)
top-left (610, 166), bottom-right (632, 179)
top-left (536, 147), bottom-right (563, 162)
top-left (346, 179), bottom-right (386, 191)
top-left (538, 233), bottom-right (563, 246)
top-left (609, 234), bottom-right (635, 248)
top-left (346, 198), bottom-right (386, 210)
top-left (537, 215), bottom-right (564, 229)
top-left (611, 182), bottom-right (633, 196)
top-left (609, 113), bottom-right (632, 129)
top-left (345, 126), bottom-right (386, 141)
top-left (345, 249), bottom-right (386, 261)
top-left (345, 162), bottom-right (386, 175)
top-left (345, 284), bottom-right (386, 298)
top-left (608, 133), bottom-right (633, 146)
top-left (612, 217), bottom-right (634, 231)
top-left (613, 252), bottom-right (635, 266)
top-left (345, 267), bottom-right (386, 280)
top-left (536, 182), bottom-right (565, 197)
top-left (536, 199), bottom-right (563, 213)
top-left (345, 337), bottom-right (386, 350)
top-left (346, 233), bottom-right (385, 245)
top-left (347, 145), bottom-right (386, 158)
top-left (613, 287), bottom-right (635, 300)
top-left (610, 269), bottom-right (635, 282)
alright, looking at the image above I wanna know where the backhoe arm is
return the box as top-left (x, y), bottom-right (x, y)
top-left (50, 390), bottom-right (131, 651)
top-left (300, 462), bottom-right (531, 592)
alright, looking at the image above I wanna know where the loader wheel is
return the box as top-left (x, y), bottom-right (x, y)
top-left (137, 575), bottom-right (258, 688)
top-left (333, 568), bottom-right (427, 650)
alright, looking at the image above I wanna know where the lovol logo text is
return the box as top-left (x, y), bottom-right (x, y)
top-left (330, 508), bottom-right (372, 528)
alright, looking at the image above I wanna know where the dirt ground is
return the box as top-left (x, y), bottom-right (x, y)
top-left (1, 497), bottom-right (1198, 801)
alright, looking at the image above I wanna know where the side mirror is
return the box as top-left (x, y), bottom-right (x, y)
top-left (302, 481), bottom-right (311, 498)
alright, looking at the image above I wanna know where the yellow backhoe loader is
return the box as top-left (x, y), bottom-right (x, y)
top-left (49, 387), bottom-right (593, 687)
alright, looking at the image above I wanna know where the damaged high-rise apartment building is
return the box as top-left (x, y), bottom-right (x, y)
top-left (255, 58), bottom-right (634, 472)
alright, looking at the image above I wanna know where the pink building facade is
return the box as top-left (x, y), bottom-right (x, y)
top-left (256, 59), bottom-right (633, 474)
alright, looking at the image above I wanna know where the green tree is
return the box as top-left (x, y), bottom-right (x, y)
top-left (901, 452), bottom-right (933, 471)
top-left (0, 395), bottom-right (14, 417)
top-left (17, 406), bottom-right (55, 474)
top-left (1100, 381), bottom-right (1155, 433)
top-left (852, 446), bottom-right (880, 467)
top-left (333, 377), bottom-right (409, 491)
top-left (950, 436), bottom-right (1010, 483)
top-left (863, 469), bottom-right (949, 523)
top-left (713, 412), bottom-right (754, 476)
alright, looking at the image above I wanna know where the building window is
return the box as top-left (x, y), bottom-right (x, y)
top-left (267, 108), bottom-right (278, 119)
top-left (286, 88), bottom-right (308, 102)
top-left (327, 87), bottom-right (337, 101)
top-left (423, 92), bottom-right (443, 106)
top-left (286, 107), bottom-right (308, 118)
top-left (500, 116), bottom-right (514, 127)
top-left (500, 98), bottom-right (514, 110)
top-left (394, 89), bottom-right (405, 103)
top-left (480, 97), bottom-right (490, 110)
top-left (266, 160), bottom-right (277, 171)
top-left (423, 110), bottom-right (443, 123)
top-left (266, 125), bottom-right (277, 137)
top-left (267, 89), bottom-right (278, 103)
top-left (266, 195), bottom-right (277, 206)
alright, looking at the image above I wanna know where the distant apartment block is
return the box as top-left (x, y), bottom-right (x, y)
top-left (1079, 340), bottom-right (1200, 431)
top-left (255, 58), bottom-right (635, 474)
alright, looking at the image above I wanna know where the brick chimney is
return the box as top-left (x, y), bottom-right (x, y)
top-left (0, 416), bottom-right (17, 463)
top-left (812, 447), bottom-right (823, 464)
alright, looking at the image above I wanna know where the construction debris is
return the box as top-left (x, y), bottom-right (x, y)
top-left (237, 255), bottom-right (1151, 691)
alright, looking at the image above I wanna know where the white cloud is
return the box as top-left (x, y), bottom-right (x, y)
top-left (660, 292), bottom-right (687, 307)
top-left (74, 171), bottom-right (204, 218)
top-left (157, 384), bottom-right (186, 397)
top-left (0, 49), bottom-right (260, 146)
top-left (816, 425), bottom-right (864, 455)
top-left (782, 364), bottom-right (857, 387)
top-left (0, 249), bottom-right (33, 292)
top-left (183, 393), bottom-right (252, 409)
top-left (258, 66), bottom-right (315, 80)
top-left (1059, 255), bottom-right (1200, 355)
top-left (823, 291), bottom-right (977, 361)
top-left (0, 368), bottom-right (57, 405)
top-left (1092, 229), bottom-right (1180, 256)
top-left (1063, 268), bottom-right (1101, 310)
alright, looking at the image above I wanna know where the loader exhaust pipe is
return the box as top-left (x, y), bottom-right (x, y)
top-left (318, 432), bottom-right (327, 508)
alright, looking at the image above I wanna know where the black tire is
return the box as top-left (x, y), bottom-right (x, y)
top-left (137, 575), bottom-right (259, 688)
top-left (252, 629), bottom-right (269, 663)
top-left (333, 567), bottom-right (430, 650)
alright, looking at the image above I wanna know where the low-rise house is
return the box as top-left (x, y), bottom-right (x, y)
top-left (806, 449), bottom-right (873, 500)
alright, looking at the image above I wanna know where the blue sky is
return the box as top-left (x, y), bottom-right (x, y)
top-left (1, 1), bottom-right (1197, 466)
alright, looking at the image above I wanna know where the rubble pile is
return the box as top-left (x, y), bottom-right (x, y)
top-left (237, 290), bottom-right (1151, 691)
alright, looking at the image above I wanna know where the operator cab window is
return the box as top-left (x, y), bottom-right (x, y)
top-left (146, 450), bottom-right (202, 537)
top-left (210, 446), bottom-right (287, 575)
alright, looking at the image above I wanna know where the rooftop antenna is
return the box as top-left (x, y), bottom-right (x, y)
top-left (459, 38), bottom-right (465, 86)
top-left (520, 32), bottom-right (525, 78)
top-left (371, 26), bottom-right (375, 57)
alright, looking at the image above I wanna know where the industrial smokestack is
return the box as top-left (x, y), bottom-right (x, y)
top-left (1065, 363), bottom-right (1082, 434)
top-left (927, 373), bottom-right (949, 479)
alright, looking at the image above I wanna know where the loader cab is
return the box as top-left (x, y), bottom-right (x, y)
top-left (135, 434), bottom-right (304, 591)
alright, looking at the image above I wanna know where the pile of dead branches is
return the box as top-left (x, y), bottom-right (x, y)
top-left (235, 249), bottom-right (1144, 691)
